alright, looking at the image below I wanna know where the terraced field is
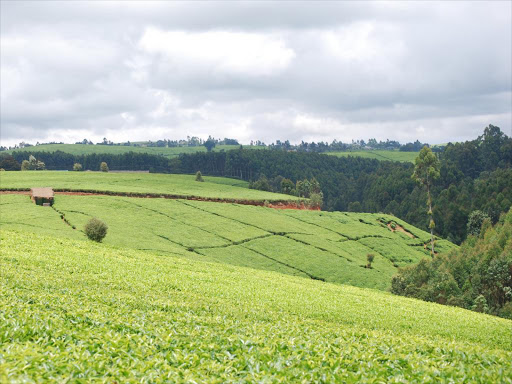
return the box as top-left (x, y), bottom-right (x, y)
top-left (1, 230), bottom-right (511, 382)
top-left (0, 171), bottom-right (299, 202)
top-left (0, 193), bottom-right (455, 290)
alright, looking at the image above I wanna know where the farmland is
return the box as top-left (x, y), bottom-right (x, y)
top-left (1, 230), bottom-right (511, 382)
top-left (327, 150), bottom-right (419, 163)
top-left (6, 143), bottom-right (265, 158)
top-left (1, 191), bottom-right (455, 290)
top-left (0, 171), bottom-right (299, 202)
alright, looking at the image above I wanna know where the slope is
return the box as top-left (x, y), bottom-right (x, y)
top-left (1, 230), bottom-right (510, 382)
top-left (1, 193), bottom-right (456, 290)
top-left (0, 171), bottom-right (300, 202)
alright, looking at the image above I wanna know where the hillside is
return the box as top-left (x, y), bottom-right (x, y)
top-left (0, 171), bottom-right (300, 203)
top-left (327, 150), bottom-right (418, 163)
top-left (6, 143), bottom-right (247, 158)
top-left (1, 230), bottom-right (511, 382)
top-left (1, 186), bottom-right (455, 290)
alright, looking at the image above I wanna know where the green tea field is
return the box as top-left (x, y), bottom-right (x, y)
top-left (1, 190), bottom-right (455, 290)
top-left (0, 171), bottom-right (299, 202)
top-left (1, 230), bottom-right (511, 382)
top-left (7, 143), bottom-right (266, 158)
top-left (327, 150), bottom-right (419, 163)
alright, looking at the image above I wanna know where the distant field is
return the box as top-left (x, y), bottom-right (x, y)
top-left (1, 230), bottom-right (510, 382)
top-left (327, 150), bottom-right (418, 163)
top-left (7, 143), bottom-right (265, 158)
top-left (0, 193), bottom-right (455, 290)
top-left (0, 171), bottom-right (298, 202)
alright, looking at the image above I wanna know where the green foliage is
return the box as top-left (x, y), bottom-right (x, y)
top-left (366, 253), bottom-right (375, 268)
top-left (392, 208), bottom-right (512, 319)
top-left (84, 217), bottom-right (108, 242)
top-left (0, 171), bottom-right (299, 202)
top-left (250, 174), bottom-right (271, 191)
top-left (280, 178), bottom-right (295, 195)
top-left (195, 170), bottom-right (204, 182)
top-left (0, 193), bottom-right (452, 291)
top-left (203, 136), bottom-right (216, 152)
top-left (328, 150), bottom-right (418, 163)
top-left (73, 162), bottom-right (83, 171)
top-left (21, 159), bottom-right (30, 171)
top-left (100, 161), bottom-right (109, 172)
top-left (467, 210), bottom-right (490, 236)
top-left (1, 230), bottom-right (511, 382)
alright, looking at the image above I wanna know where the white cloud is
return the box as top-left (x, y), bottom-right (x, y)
top-left (139, 28), bottom-right (295, 77)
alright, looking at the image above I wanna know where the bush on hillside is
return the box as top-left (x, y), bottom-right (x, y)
top-left (366, 254), bottom-right (375, 269)
top-left (100, 162), bottom-right (109, 172)
top-left (84, 218), bottom-right (108, 242)
top-left (195, 171), bottom-right (204, 182)
top-left (73, 163), bottom-right (83, 171)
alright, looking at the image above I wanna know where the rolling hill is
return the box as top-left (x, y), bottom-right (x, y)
top-left (1, 171), bottom-right (455, 290)
top-left (1, 230), bottom-right (510, 382)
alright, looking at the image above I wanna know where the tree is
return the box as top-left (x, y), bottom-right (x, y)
top-left (366, 254), bottom-right (375, 269)
top-left (204, 136), bottom-right (216, 152)
top-left (412, 146), bottom-right (440, 256)
top-left (100, 162), bottom-right (109, 172)
top-left (21, 160), bottom-right (30, 171)
top-left (195, 171), bottom-right (204, 182)
top-left (467, 210), bottom-right (490, 237)
top-left (281, 178), bottom-right (295, 195)
top-left (0, 154), bottom-right (21, 171)
top-left (84, 218), bottom-right (108, 242)
top-left (73, 163), bottom-right (83, 171)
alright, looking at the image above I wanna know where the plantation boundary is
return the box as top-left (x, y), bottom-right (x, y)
top-left (0, 189), bottom-right (316, 210)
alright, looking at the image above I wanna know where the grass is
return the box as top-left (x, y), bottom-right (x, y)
top-left (0, 194), bottom-right (456, 290)
top-left (327, 150), bottom-right (418, 163)
top-left (0, 171), bottom-right (299, 202)
top-left (7, 143), bottom-right (266, 158)
top-left (1, 230), bottom-right (511, 382)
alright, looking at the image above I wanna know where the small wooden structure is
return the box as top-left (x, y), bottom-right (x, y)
top-left (31, 187), bottom-right (54, 206)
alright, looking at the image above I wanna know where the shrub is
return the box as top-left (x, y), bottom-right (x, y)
top-left (84, 218), bottom-right (108, 242)
top-left (366, 254), bottom-right (375, 268)
top-left (309, 192), bottom-right (323, 209)
top-left (100, 162), bottom-right (109, 172)
top-left (467, 210), bottom-right (490, 237)
top-left (73, 163), bottom-right (83, 171)
top-left (21, 160), bottom-right (30, 171)
top-left (195, 171), bottom-right (204, 182)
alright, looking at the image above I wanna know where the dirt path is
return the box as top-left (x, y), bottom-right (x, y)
top-left (0, 189), bottom-right (317, 211)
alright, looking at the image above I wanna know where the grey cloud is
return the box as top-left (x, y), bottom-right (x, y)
top-left (1, 1), bottom-right (510, 146)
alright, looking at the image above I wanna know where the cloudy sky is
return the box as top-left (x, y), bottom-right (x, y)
top-left (1, 1), bottom-right (511, 146)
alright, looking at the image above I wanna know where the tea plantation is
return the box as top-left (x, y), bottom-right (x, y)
top-left (0, 171), bottom-right (299, 202)
top-left (1, 193), bottom-right (455, 290)
top-left (1, 230), bottom-right (511, 382)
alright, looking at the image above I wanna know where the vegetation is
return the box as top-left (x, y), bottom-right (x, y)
top-left (6, 143), bottom-right (248, 158)
top-left (328, 150), bottom-right (418, 163)
top-left (0, 193), bottom-right (455, 290)
top-left (73, 162), bottom-right (83, 171)
top-left (100, 161), bottom-right (109, 172)
top-left (195, 170), bottom-right (204, 182)
top-left (21, 155), bottom-right (45, 171)
top-left (0, 171), bottom-right (300, 202)
top-left (174, 125), bottom-right (512, 244)
top-left (392, 208), bottom-right (512, 319)
top-left (84, 217), bottom-right (108, 242)
top-left (1, 230), bottom-right (511, 382)
top-left (412, 146), bottom-right (441, 255)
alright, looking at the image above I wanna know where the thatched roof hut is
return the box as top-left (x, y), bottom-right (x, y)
top-left (31, 188), bottom-right (54, 206)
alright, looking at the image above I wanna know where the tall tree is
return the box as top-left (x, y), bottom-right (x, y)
top-left (412, 146), bottom-right (440, 255)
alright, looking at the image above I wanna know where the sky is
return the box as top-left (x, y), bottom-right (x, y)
top-left (1, 1), bottom-right (511, 147)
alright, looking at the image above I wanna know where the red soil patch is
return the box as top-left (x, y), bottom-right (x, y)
top-left (387, 222), bottom-right (415, 238)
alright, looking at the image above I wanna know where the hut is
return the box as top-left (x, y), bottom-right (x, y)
top-left (31, 187), bottom-right (54, 206)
